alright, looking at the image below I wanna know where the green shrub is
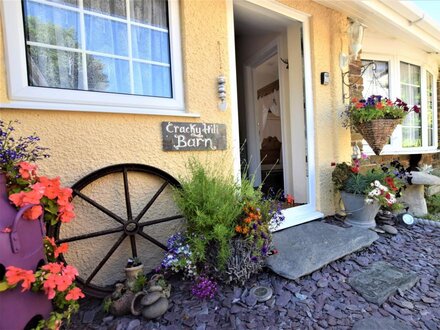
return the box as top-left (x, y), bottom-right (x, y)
top-left (173, 159), bottom-right (243, 269)
top-left (427, 194), bottom-right (440, 215)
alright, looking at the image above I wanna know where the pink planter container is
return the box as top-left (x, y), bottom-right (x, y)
top-left (0, 173), bottom-right (52, 330)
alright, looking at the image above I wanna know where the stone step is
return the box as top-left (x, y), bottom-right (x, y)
top-left (266, 221), bottom-right (378, 280)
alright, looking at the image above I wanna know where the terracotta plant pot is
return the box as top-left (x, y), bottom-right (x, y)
top-left (341, 191), bottom-right (380, 228)
top-left (0, 174), bottom-right (52, 330)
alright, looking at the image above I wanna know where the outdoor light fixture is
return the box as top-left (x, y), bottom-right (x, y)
top-left (348, 20), bottom-right (365, 58)
top-left (217, 75), bottom-right (227, 111)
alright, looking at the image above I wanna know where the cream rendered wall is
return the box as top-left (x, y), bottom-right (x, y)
top-left (0, 1), bottom-right (234, 185)
top-left (0, 1), bottom-right (351, 217)
top-left (277, 0), bottom-right (351, 214)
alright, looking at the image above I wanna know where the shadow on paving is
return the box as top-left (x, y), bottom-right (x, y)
top-left (67, 218), bottom-right (440, 330)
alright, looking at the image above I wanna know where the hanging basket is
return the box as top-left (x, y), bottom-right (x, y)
top-left (354, 118), bottom-right (402, 155)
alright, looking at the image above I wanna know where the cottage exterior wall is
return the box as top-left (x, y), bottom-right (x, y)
top-left (0, 0), bottom-right (351, 216)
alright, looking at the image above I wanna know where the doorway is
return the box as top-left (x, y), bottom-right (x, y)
top-left (233, 0), bottom-right (322, 229)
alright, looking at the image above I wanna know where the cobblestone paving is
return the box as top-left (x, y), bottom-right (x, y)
top-left (69, 220), bottom-right (440, 330)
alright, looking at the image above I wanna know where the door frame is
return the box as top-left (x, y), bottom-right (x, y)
top-left (228, 0), bottom-right (323, 230)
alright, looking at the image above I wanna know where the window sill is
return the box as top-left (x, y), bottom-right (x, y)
top-left (0, 101), bottom-right (200, 117)
top-left (364, 148), bottom-right (439, 156)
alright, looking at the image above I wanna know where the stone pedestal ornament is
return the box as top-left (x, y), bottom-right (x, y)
top-left (400, 172), bottom-right (440, 216)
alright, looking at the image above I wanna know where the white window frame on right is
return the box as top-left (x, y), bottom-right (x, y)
top-left (361, 53), bottom-right (438, 155)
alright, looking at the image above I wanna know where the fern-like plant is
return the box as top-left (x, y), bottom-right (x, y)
top-left (173, 159), bottom-right (243, 269)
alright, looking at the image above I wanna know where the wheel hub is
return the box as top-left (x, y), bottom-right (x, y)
top-left (124, 221), bottom-right (138, 234)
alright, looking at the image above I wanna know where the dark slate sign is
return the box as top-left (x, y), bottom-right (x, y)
top-left (162, 122), bottom-right (227, 151)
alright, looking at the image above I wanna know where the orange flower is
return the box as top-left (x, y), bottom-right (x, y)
top-left (57, 188), bottom-right (72, 206)
top-left (65, 287), bottom-right (85, 301)
top-left (355, 102), bottom-right (364, 109)
top-left (22, 189), bottom-right (43, 205)
top-left (235, 225), bottom-right (242, 233)
top-left (286, 194), bottom-right (294, 205)
top-left (39, 176), bottom-right (61, 199)
top-left (352, 97), bottom-right (359, 103)
top-left (18, 162), bottom-right (37, 180)
top-left (5, 266), bottom-right (35, 292)
top-left (62, 265), bottom-right (78, 281)
top-left (42, 262), bottom-right (63, 274)
top-left (244, 217), bottom-right (251, 224)
top-left (24, 205), bottom-right (43, 220)
top-left (376, 102), bottom-right (384, 109)
top-left (242, 227), bottom-right (249, 235)
top-left (54, 243), bottom-right (69, 258)
top-left (9, 191), bottom-right (26, 207)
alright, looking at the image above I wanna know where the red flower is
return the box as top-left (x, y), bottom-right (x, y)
top-left (286, 194), bottom-right (294, 205)
top-left (351, 167), bottom-right (360, 174)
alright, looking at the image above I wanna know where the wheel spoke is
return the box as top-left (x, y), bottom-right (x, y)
top-left (57, 226), bottom-right (124, 244)
top-left (74, 189), bottom-right (125, 225)
top-left (130, 236), bottom-right (137, 258)
top-left (123, 167), bottom-right (133, 221)
top-left (138, 231), bottom-right (167, 251)
top-left (134, 181), bottom-right (169, 222)
top-left (85, 233), bottom-right (127, 285)
top-left (139, 215), bottom-right (184, 227)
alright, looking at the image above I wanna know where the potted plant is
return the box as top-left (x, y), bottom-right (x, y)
top-left (125, 257), bottom-right (144, 291)
top-left (332, 158), bottom-right (405, 228)
top-left (344, 95), bottom-right (420, 155)
top-left (0, 120), bottom-right (83, 330)
top-left (158, 159), bottom-right (284, 297)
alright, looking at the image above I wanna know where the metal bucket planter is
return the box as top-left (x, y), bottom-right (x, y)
top-left (341, 191), bottom-right (380, 228)
top-left (0, 174), bottom-right (52, 330)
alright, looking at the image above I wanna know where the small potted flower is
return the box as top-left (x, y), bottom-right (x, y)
top-left (125, 257), bottom-right (144, 290)
top-left (344, 95), bottom-right (420, 155)
top-left (332, 158), bottom-right (405, 228)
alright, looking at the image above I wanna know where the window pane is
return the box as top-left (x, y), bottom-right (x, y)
top-left (130, 0), bottom-right (168, 28)
top-left (24, 1), bottom-right (80, 48)
top-left (87, 55), bottom-right (130, 94)
top-left (45, 0), bottom-right (78, 7)
top-left (361, 60), bottom-right (389, 97)
top-left (22, 0), bottom-right (174, 99)
top-left (131, 26), bottom-right (170, 63)
top-left (133, 62), bottom-right (171, 97)
top-left (400, 62), bottom-right (421, 148)
top-left (27, 46), bottom-right (83, 89)
top-left (400, 62), bottom-right (409, 84)
top-left (427, 72), bottom-right (434, 146)
top-left (83, 0), bottom-right (126, 19)
top-left (85, 15), bottom-right (128, 56)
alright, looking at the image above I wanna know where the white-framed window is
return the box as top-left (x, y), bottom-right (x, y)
top-left (360, 56), bottom-right (438, 154)
top-left (0, 0), bottom-right (188, 116)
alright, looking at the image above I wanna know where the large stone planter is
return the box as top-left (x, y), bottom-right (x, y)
top-left (341, 191), bottom-right (380, 228)
top-left (0, 174), bottom-right (52, 329)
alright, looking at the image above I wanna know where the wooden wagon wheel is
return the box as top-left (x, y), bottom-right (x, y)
top-left (50, 164), bottom-right (184, 298)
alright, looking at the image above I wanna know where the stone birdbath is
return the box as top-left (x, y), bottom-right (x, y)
top-left (400, 171), bottom-right (440, 217)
